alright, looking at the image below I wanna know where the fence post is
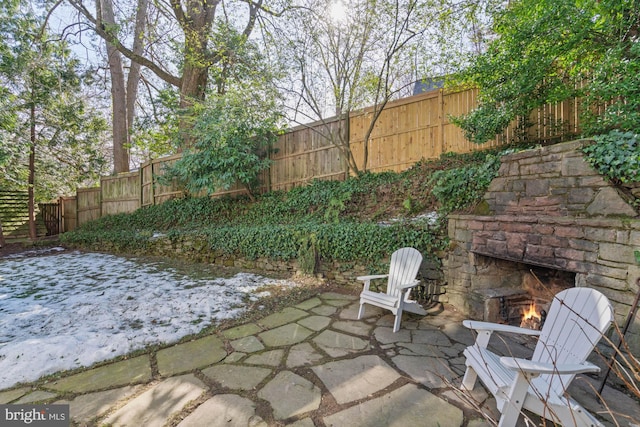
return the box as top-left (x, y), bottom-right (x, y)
top-left (75, 193), bottom-right (79, 230)
top-left (151, 160), bottom-right (157, 206)
top-left (58, 196), bottom-right (63, 234)
top-left (439, 88), bottom-right (445, 154)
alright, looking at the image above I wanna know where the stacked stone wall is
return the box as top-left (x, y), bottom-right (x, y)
top-left (140, 234), bottom-right (441, 292)
top-left (484, 140), bottom-right (637, 217)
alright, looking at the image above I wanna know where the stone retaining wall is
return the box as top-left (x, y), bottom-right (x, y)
top-left (143, 234), bottom-right (442, 292)
top-left (482, 140), bottom-right (637, 218)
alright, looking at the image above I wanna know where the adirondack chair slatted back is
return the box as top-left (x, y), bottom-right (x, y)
top-left (357, 247), bottom-right (426, 333)
top-left (387, 247), bottom-right (423, 299)
top-left (531, 287), bottom-right (613, 395)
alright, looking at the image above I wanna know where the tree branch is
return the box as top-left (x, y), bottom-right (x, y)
top-left (66, 0), bottom-right (182, 88)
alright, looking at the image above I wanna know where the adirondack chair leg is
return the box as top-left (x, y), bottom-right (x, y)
top-left (498, 372), bottom-right (532, 427)
top-left (357, 302), bottom-right (366, 320)
top-left (393, 307), bottom-right (403, 333)
top-left (461, 330), bottom-right (492, 391)
top-left (460, 366), bottom-right (478, 391)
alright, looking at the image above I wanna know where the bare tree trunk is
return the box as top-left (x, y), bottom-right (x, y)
top-left (361, 100), bottom-right (390, 173)
top-left (180, 66), bottom-right (209, 110)
top-left (100, 0), bottom-right (130, 174)
top-left (335, 110), bottom-right (359, 176)
top-left (28, 102), bottom-right (37, 241)
top-left (178, 65), bottom-right (209, 146)
top-left (125, 0), bottom-right (148, 143)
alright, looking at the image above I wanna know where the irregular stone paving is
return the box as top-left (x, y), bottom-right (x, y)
top-left (1, 292), bottom-right (638, 426)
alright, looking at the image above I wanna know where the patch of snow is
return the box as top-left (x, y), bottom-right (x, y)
top-left (377, 211), bottom-right (439, 227)
top-left (3, 246), bottom-right (66, 259)
top-left (0, 251), bottom-right (298, 389)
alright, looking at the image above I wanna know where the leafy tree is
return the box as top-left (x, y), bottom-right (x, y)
top-left (0, 1), bottom-right (109, 238)
top-left (162, 58), bottom-right (285, 201)
top-left (66, 0), bottom-right (290, 147)
top-left (582, 20), bottom-right (640, 136)
top-left (451, 0), bottom-right (640, 144)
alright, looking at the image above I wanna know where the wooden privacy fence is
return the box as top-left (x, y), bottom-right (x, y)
top-left (60, 196), bottom-right (77, 233)
top-left (270, 118), bottom-right (347, 192)
top-left (76, 188), bottom-right (101, 226)
top-left (0, 190), bottom-right (55, 239)
top-left (63, 87), bottom-right (582, 230)
top-left (350, 88), bottom-right (580, 173)
top-left (102, 172), bottom-right (140, 215)
top-left (141, 154), bottom-right (184, 208)
top-left (270, 88), bottom-right (580, 187)
top-left (0, 191), bottom-right (30, 239)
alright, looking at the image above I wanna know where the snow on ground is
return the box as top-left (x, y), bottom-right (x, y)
top-left (0, 249), bottom-right (299, 389)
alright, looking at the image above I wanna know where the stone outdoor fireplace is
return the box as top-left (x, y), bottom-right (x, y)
top-left (443, 141), bottom-right (640, 345)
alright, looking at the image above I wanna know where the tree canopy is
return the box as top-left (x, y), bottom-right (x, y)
top-left (66, 0), bottom-right (290, 149)
top-left (12, 0), bottom-right (635, 207)
top-left (0, 0), bottom-right (109, 200)
top-left (451, 0), bottom-right (640, 144)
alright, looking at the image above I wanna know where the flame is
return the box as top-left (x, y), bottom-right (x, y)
top-left (522, 303), bottom-right (539, 321)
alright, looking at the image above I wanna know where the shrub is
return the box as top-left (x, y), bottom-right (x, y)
top-left (583, 131), bottom-right (640, 184)
top-left (429, 154), bottom-right (501, 214)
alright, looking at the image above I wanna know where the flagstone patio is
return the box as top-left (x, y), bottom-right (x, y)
top-left (1, 291), bottom-right (638, 426)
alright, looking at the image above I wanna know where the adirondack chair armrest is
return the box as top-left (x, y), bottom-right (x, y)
top-left (463, 320), bottom-right (541, 348)
top-left (398, 279), bottom-right (421, 290)
top-left (357, 274), bottom-right (389, 292)
top-left (357, 274), bottom-right (389, 281)
top-left (500, 356), bottom-right (601, 376)
top-left (463, 320), bottom-right (542, 336)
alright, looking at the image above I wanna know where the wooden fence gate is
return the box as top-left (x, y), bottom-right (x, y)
top-left (39, 202), bottom-right (60, 236)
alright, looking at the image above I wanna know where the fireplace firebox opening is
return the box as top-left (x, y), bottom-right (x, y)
top-left (471, 255), bottom-right (576, 329)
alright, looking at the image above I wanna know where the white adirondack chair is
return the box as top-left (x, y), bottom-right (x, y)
top-left (357, 247), bottom-right (427, 332)
top-left (461, 287), bottom-right (614, 427)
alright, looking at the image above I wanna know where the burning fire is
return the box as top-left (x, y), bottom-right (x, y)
top-left (520, 303), bottom-right (541, 329)
top-left (522, 303), bottom-right (539, 321)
